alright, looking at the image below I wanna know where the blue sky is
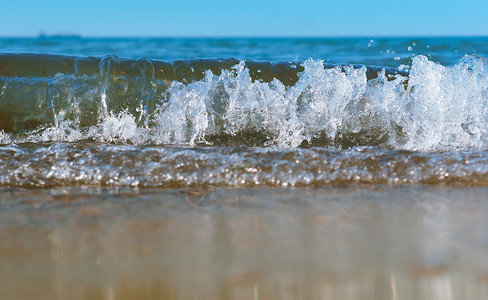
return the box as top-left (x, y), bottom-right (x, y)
top-left (1, 0), bottom-right (487, 37)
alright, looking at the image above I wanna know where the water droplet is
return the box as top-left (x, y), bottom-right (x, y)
top-left (398, 64), bottom-right (409, 71)
top-left (408, 46), bottom-right (413, 51)
top-left (394, 57), bottom-right (400, 61)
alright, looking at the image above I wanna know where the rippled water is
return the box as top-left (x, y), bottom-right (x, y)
top-left (2, 36), bottom-right (487, 66)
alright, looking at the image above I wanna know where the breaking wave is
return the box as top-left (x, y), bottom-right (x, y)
top-left (0, 53), bottom-right (487, 151)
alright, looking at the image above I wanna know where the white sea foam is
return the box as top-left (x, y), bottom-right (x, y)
top-left (0, 130), bottom-right (10, 144)
top-left (2, 55), bottom-right (488, 151)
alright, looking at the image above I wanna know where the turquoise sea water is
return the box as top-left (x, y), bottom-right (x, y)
top-left (2, 36), bottom-right (487, 66)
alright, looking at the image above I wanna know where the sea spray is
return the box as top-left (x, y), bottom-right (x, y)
top-left (0, 54), bottom-right (488, 151)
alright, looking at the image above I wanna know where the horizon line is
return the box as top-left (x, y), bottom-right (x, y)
top-left (0, 34), bottom-right (488, 39)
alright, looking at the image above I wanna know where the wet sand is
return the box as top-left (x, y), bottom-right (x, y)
top-left (1, 186), bottom-right (488, 299)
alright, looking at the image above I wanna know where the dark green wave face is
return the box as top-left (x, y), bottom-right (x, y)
top-left (1, 53), bottom-right (487, 150)
top-left (0, 53), bottom-right (488, 188)
top-left (0, 53), bottom-right (487, 151)
top-left (0, 53), bottom-right (411, 149)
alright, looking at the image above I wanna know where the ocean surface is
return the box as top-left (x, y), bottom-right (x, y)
top-left (1, 37), bottom-right (488, 187)
top-left (2, 37), bottom-right (488, 299)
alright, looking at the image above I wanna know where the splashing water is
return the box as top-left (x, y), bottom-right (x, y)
top-left (1, 54), bottom-right (488, 151)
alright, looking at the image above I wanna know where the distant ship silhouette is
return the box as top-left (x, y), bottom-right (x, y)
top-left (37, 31), bottom-right (81, 39)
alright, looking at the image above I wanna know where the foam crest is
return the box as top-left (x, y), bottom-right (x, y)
top-left (151, 59), bottom-right (369, 148)
top-left (398, 55), bottom-right (488, 150)
top-left (1, 55), bottom-right (488, 150)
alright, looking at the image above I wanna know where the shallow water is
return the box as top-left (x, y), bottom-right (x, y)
top-left (1, 36), bottom-right (488, 299)
top-left (1, 187), bottom-right (488, 299)
top-left (2, 143), bottom-right (488, 188)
